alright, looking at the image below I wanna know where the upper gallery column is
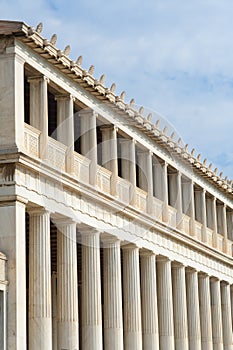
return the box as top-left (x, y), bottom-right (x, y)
top-left (137, 150), bottom-right (154, 214)
top-left (28, 208), bottom-right (52, 350)
top-left (120, 138), bottom-right (137, 205)
top-left (80, 109), bottom-right (98, 185)
top-left (182, 179), bottom-right (195, 235)
top-left (198, 272), bottom-right (213, 350)
top-left (195, 188), bottom-right (207, 242)
top-left (153, 159), bottom-right (169, 222)
top-left (210, 277), bottom-right (223, 350)
top-left (0, 200), bottom-right (27, 349)
top-left (221, 282), bottom-right (233, 349)
top-left (140, 250), bottom-right (159, 350)
top-left (102, 235), bottom-right (124, 350)
top-left (171, 262), bottom-right (189, 350)
top-left (55, 218), bottom-right (79, 350)
top-left (185, 268), bottom-right (201, 350)
top-left (0, 40), bottom-right (25, 150)
top-left (168, 170), bottom-right (183, 229)
top-left (156, 256), bottom-right (175, 350)
top-left (122, 244), bottom-right (142, 350)
top-left (56, 94), bottom-right (75, 173)
top-left (81, 227), bottom-right (102, 350)
top-left (28, 76), bottom-right (49, 158)
top-left (101, 125), bottom-right (118, 195)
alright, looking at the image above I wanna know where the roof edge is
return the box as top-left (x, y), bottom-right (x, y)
top-left (0, 20), bottom-right (28, 36)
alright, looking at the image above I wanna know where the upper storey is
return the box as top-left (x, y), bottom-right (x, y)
top-left (0, 20), bottom-right (232, 258)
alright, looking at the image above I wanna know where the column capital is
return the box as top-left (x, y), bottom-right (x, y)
top-left (139, 248), bottom-right (155, 257)
top-left (55, 93), bottom-right (75, 102)
top-left (27, 206), bottom-right (50, 216)
top-left (121, 242), bottom-right (139, 250)
top-left (101, 233), bottom-right (120, 247)
top-left (198, 271), bottom-right (210, 278)
top-left (171, 261), bottom-right (186, 269)
top-left (185, 266), bottom-right (199, 274)
top-left (28, 75), bottom-right (49, 84)
top-left (156, 255), bottom-right (171, 263)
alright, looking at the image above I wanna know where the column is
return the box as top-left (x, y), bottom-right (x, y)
top-left (198, 273), bottom-right (213, 350)
top-left (81, 228), bottom-right (102, 350)
top-left (80, 110), bottom-right (98, 185)
top-left (202, 190), bottom-right (208, 242)
top-left (101, 125), bottom-right (118, 195)
top-left (222, 204), bottom-right (229, 253)
top-left (0, 44), bottom-right (25, 150)
top-left (56, 94), bottom-right (75, 173)
top-left (140, 250), bottom-right (159, 350)
top-left (182, 179), bottom-right (195, 236)
top-left (221, 282), bottom-right (233, 349)
top-left (28, 208), bottom-right (52, 350)
top-left (52, 272), bottom-right (58, 350)
top-left (212, 198), bottom-right (218, 248)
top-left (172, 262), bottom-right (189, 350)
top-left (56, 219), bottom-right (79, 350)
top-left (153, 158), bottom-right (168, 221)
top-left (122, 244), bottom-right (142, 350)
top-left (156, 256), bottom-right (175, 350)
top-left (176, 171), bottom-right (183, 229)
top-left (0, 201), bottom-right (27, 349)
top-left (120, 139), bottom-right (136, 204)
top-left (102, 235), bottom-right (123, 350)
top-left (28, 76), bottom-right (49, 158)
top-left (137, 150), bottom-right (153, 214)
top-left (210, 278), bottom-right (223, 350)
top-left (186, 268), bottom-right (201, 350)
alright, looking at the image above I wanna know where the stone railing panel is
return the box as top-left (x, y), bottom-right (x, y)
top-left (116, 177), bottom-right (131, 204)
top-left (24, 123), bottom-right (40, 158)
top-left (47, 137), bottom-right (67, 171)
top-left (96, 165), bottom-right (112, 194)
top-left (206, 227), bottom-right (213, 246)
top-left (168, 206), bottom-right (177, 227)
top-left (135, 187), bottom-right (147, 212)
top-left (195, 221), bottom-right (202, 241)
top-left (74, 152), bottom-right (90, 183)
top-left (182, 214), bottom-right (190, 234)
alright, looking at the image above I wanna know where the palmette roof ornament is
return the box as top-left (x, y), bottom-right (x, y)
top-left (2, 20), bottom-right (231, 193)
top-left (50, 34), bottom-right (57, 46)
top-left (36, 22), bottom-right (43, 34)
top-left (88, 65), bottom-right (95, 75)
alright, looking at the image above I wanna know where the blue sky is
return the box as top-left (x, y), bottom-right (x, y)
top-left (1, 0), bottom-right (233, 178)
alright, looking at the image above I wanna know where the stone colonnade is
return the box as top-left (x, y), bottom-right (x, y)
top-left (26, 74), bottom-right (233, 242)
top-left (20, 205), bottom-right (233, 349)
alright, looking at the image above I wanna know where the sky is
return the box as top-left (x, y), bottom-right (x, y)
top-left (1, 0), bottom-right (233, 179)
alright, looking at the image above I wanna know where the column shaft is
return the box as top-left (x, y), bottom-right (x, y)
top-left (210, 278), bottom-right (223, 350)
top-left (103, 237), bottom-right (123, 350)
top-left (186, 268), bottom-right (201, 350)
top-left (122, 244), bottom-right (142, 350)
top-left (56, 220), bottom-right (79, 350)
top-left (81, 229), bottom-right (102, 350)
top-left (201, 190), bottom-right (207, 242)
top-left (28, 76), bottom-right (49, 158)
top-left (0, 201), bottom-right (26, 349)
top-left (52, 272), bottom-right (58, 350)
top-left (140, 251), bottom-right (159, 349)
top-left (28, 209), bottom-right (52, 350)
top-left (120, 139), bottom-right (136, 204)
top-left (172, 263), bottom-right (189, 350)
top-left (101, 125), bottom-right (118, 195)
top-left (198, 273), bottom-right (213, 350)
top-left (157, 257), bottom-right (175, 350)
top-left (221, 282), bottom-right (233, 349)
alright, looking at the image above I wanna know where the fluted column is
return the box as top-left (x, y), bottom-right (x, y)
top-left (56, 94), bottom-right (75, 173)
top-left (140, 250), bottom-right (159, 350)
top-left (212, 198), bottom-right (218, 248)
top-left (28, 208), bottom-right (52, 350)
top-left (161, 162), bottom-right (169, 222)
top-left (102, 235), bottom-right (123, 350)
top-left (198, 273), bottom-right (213, 350)
top-left (222, 204), bottom-right (229, 253)
top-left (52, 272), bottom-right (58, 350)
top-left (157, 256), bottom-right (175, 350)
top-left (101, 125), bottom-right (118, 195)
top-left (56, 219), bottom-right (79, 350)
top-left (137, 150), bottom-right (153, 214)
top-left (201, 190), bottom-right (207, 242)
top-left (210, 278), bottom-right (223, 350)
top-left (221, 282), bottom-right (233, 349)
top-left (28, 76), bottom-right (49, 158)
top-left (122, 244), bottom-right (142, 350)
top-left (186, 268), bottom-right (201, 350)
top-left (81, 228), bottom-right (102, 350)
top-left (172, 262), bottom-right (189, 350)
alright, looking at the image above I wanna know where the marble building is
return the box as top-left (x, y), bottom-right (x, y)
top-left (0, 20), bottom-right (232, 350)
